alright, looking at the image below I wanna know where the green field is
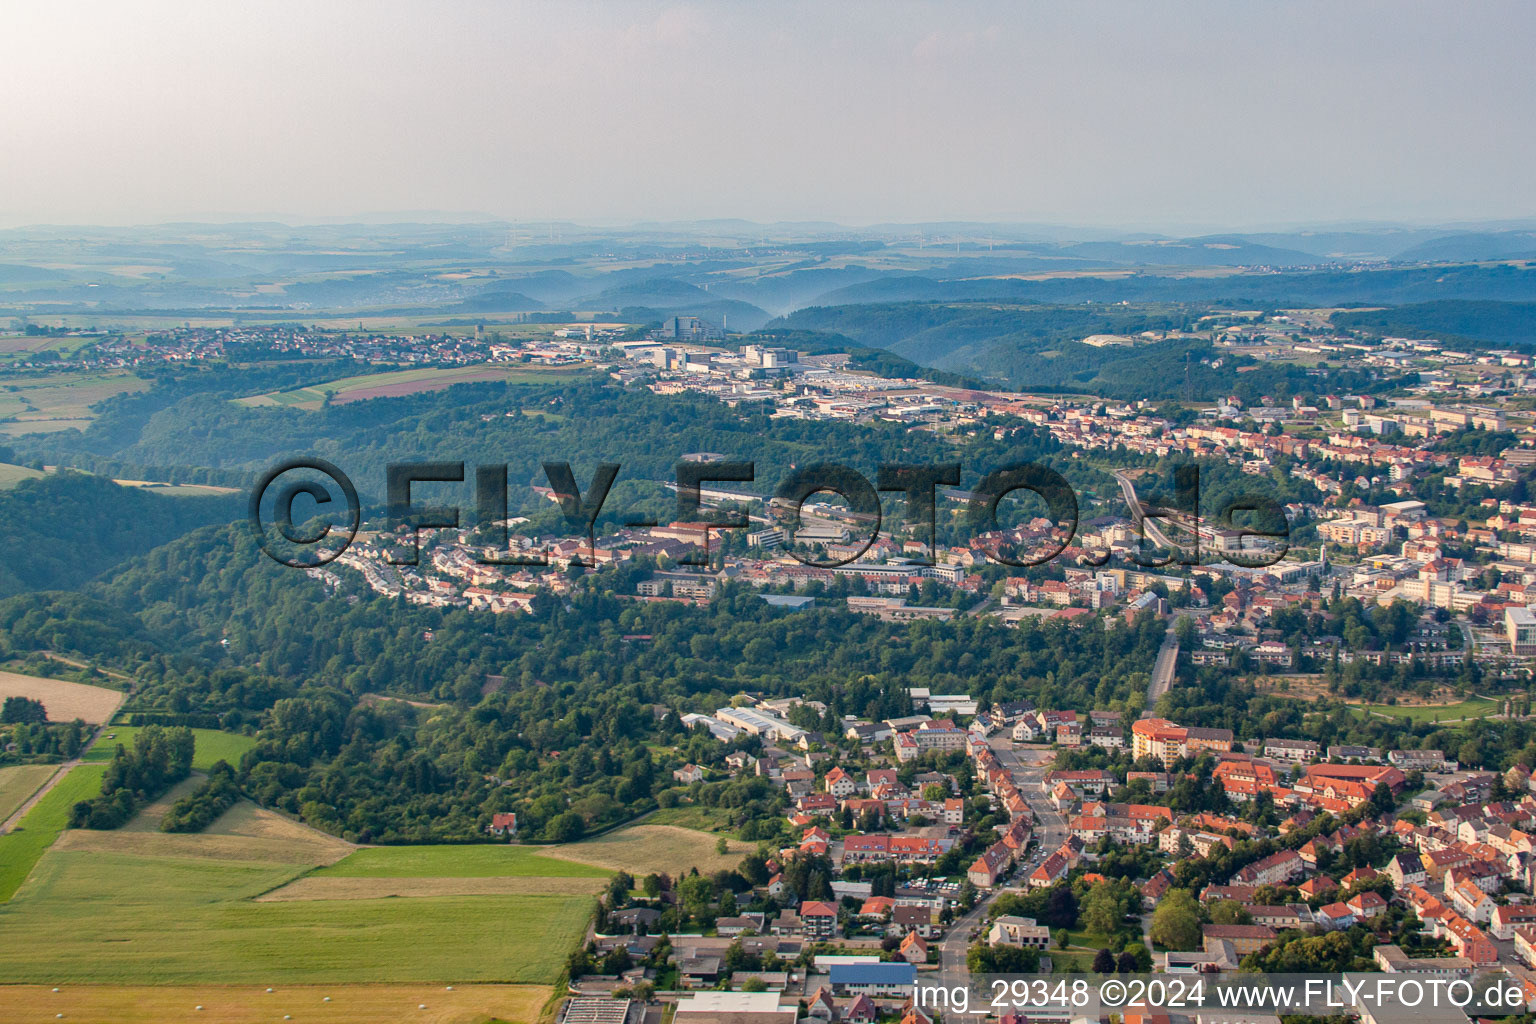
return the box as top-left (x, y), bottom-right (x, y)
top-left (0, 764), bottom-right (58, 822)
top-left (0, 371), bottom-right (147, 434)
top-left (235, 363), bottom-right (592, 410)
top-left (0, 461), bottom-right (45, 488)
top-left (0, 849), bottom-right (591, 984)
top-left (315, 844), bottom-right (611, 879)
top-left (0, 763), bottom-right (107, 901)
top-left (84, 727), bottom-right (259, 771)
top-left (1354, 697), bottom-right (1499, 723)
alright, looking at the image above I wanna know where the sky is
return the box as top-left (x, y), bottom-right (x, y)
top-left (1, 0), bottom-right (1533, 231)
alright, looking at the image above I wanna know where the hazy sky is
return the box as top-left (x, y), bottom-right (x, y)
top-left (2, 0), bottom-right (1533, 230)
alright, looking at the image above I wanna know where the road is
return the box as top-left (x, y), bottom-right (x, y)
top-left (1147, 624), bottom-right (1180, 706)
top-left (935, 741), bottom-right (1067, 994)
top-left (966, 594), bottom-right (997, 617)
top-left (1112, 470), bottom-right (1184, 558)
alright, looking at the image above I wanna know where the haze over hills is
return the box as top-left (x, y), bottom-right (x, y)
top-left (2, 219), bottom-right (1535, 355)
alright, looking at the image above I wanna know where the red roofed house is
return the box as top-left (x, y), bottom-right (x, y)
top-left (1346, 890), bottom-right (1387, 921)
top-left (799, 900), bottom-right (840, 938)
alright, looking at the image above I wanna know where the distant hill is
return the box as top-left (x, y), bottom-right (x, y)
top-left (776, 300), bottom-right (1399, 402)
top-left (1331, 300), bottom-right (1536, 349)
top-left (1057, 237), bottom-right (1323, 267)
top-left (809, 262), bottom-right (1536, 308)
top-left (1392, 231), bottom-right (1536, 263)
top-left (619, 299), bottom-right (773, 333)
top-left (589, 277), bottom-right (714, 306)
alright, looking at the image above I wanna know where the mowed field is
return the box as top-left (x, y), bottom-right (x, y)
top-left (0, 763), bottom-right (108, 900)
top-left (545, 823), bottom-right (753, 876)
top-left (0, 983), bottom-right (552, 1024)
top-left (110, 477), bottom-right (241, 498)
top-left (235, 363), bottom-right (592, 410)
top-left (0, 371), bottom-right (147, 434)
top-left (0, 780), bottom-right (735, 1017)
top-left (0, 824), bottom-right (596, 985)
top-left (0, 461), bottom-right (46, 487)
top-left (1354, 696), bottom-right (1500, 723)
top-left (0, 792), bottom-right (607, 991)
top-left (0, 670), bottom-right (124, 724)
top-left (312, 843), bottom-right (612, 878)
top-left (0, 764), bottom-right (59, 822)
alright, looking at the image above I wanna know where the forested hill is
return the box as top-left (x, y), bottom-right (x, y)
top-left (774, 302), bottom-right (1402, 400)
top-left (6, 516), bottom-right (1533, 845)
top-left (15, 378), bottom-right (1071, 510)
top-left (800, 261), bottom-right (1536, 308)
top-left (1331, 301), bottom-right (1536, 349)
top-left (0, 472), bottom-right (238, 597)
top-left (0, 520), bottom-right (1168, 841)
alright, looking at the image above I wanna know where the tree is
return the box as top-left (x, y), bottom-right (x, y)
top-left (1370, 781), bottom-right (1396, 815)
top-left (607, 871), bottom-right (635, 907)
top-left (678, 874), bottom-right (716, 921)
top-left (1041, 882), bottom-right (1078, 928)
top-left (742, 977), bottom-right (768, 992)
top-left (1121, 941), bottom-right (1152, 972)
top-left (547, 811), bottom-right (585, 843)
top-left (1150, 889), bottom-right (1201, 951)
top-left (1092, 948), bottom-right (1116, 974)
top-left (1116, 951), bottom-right (1137, 973)
top-left (715, 836), bottom-right (729, 855)
top-left (1, 696), bottom-right (47, 724)
top-left (1079, 883), bottom-right (1124, 936)
top-left (1208, 900), bottom-right (1251, 926)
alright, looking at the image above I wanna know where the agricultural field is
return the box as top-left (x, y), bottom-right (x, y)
top-left (257, 874), bottom-right (606, 901)
top-left (84, 727), bottom-right (258, 771)
top-left (0, 764), bottom-right (59, 822)
top-left (0, 804), bottom-right (594, 985)
top-left (0, 333), bottom-right (98, 362)
top-left (110, 477), bottom-right (241, 498)
top-left (0, 670), bottom-right (124, 724)
top-left (0, 461), bottom-right (45, 488)
top-left (544, 822), bottom-right (752, 876)
top-left (314, 843), bottom-right (611, 879)
top-left (0, 371), bottom-right (147, 434)
top-left (235, 363), bottom-right (593, 410)
top-left (52, 799), bottom-right (353, 867)
top-left (0, 763), bottom-right (108, 901)
top-left (0, 983), bottom-right (550, 1024)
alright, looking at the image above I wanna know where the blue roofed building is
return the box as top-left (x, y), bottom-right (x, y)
top-left (827, 962), bottom-right (916, 996)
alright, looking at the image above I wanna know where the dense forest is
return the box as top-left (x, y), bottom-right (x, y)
top-left (1332, 300), bottom-right (1536, 349)
top-left (0, 473), bottom-right (237, 597)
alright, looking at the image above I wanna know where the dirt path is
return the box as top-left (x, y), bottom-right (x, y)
top-left (0, 760), bottom-right (71, 835)
top-left (41, 651), bottom-right (135, 684)
top-left (0, 720), bottom-right (115, 835)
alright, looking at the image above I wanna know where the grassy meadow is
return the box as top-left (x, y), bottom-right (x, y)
top-left (235, 363), bottom-right (592, 410)
top-left (0, 847), bottom-right (592, 984)
top-left (0, 763), bottom-right (108, 900)
top-left (83, 727), bottom-right (259, 771)
top-left (314, 843), bottom-right (610, 879)
top-left (0, 764), bottom-right (60, 822)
